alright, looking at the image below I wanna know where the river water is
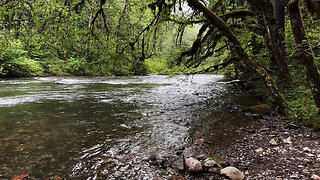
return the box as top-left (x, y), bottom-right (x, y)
top-left (0, 75), bottom-right (256, 179)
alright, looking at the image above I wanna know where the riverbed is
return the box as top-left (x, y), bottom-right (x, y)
top-left (0, 75), bottom-right (255, 179)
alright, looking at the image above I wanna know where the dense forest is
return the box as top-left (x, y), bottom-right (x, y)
top-left (1, 0), bottom-right (320, 125)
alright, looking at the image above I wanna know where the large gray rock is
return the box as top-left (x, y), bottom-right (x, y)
top-left (221, 166), bottom-right (245, 180)
top-left (185, 157), bottom-right (203, 173)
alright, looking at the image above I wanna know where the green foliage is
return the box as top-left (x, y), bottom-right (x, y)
top-left (145, 57), bottom-right (168, 74)
top-left (0, 38), bottom-right (43, 77)
top-left (285, 85), bottom-right (320, 129)
top-left (283, 57), bottom-right (320, 128)
top-left (65, 58), bottom-right (88, 75)
top-left (0, 0), bottom-right (164, 77)
top-left (286, 86), bottom-right (317, 118)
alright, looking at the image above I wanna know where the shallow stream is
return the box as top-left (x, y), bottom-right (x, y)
top-left (0, 75), bottom-right (257, 179)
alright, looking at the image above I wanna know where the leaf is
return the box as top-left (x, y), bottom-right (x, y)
top-left (11, 173), bottom-right (29, 180)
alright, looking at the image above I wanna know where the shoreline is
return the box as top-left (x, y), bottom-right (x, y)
top-left (215, 115), bottom-right (320, 179)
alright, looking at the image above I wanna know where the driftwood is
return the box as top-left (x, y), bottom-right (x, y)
top-left (223, 77), bottom-right (261, 85)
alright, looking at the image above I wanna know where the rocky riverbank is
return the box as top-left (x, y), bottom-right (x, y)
top-left (145, 115), bottom-right (320, 180)
top-left (72, 114), bottom-right (319, 180)
top-left (12, 115), bottom-right (320, 180)
top-left (215, 115), bottom-right (320, 179)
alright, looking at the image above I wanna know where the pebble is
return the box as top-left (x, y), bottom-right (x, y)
top-left (203, 159), bottom-right (217, 168)
top-left (208, 167), bottom-right (220, 174)
top-left (195, 138), bottom-right (205, 145)
top-left (255, 147), bottom-right (264, 153)
top-left (290, 174), bottom-right (299, 179)
top-left (283, 137), bottom-right (293, 144)
top-left (196, 154), bottom-right (207, 160)
top-left (269, 139), bottom-right (278, 146)
top-left (303, 147), bottom-right (311, 152)
top-left (147, 151), bottom-right (157, 161)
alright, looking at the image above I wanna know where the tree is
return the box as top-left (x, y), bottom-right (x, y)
top-left (185, 0), bottom-right (287, 111)
top-left (288, 0), bottom-right (320, 114)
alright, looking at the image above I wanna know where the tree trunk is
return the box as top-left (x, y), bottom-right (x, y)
top-left (272, 0), bottom-right (286, 31)
top-left (288, 0), bottom-right (320, 114)
top-left (187, 0), bottom-right (287, 112)
top-left (262, 0), bottom-right (293, 87)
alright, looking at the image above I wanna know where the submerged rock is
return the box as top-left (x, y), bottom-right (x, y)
top-left (185, 157), bottom-right (202, 173)
top-left (221, 166), bottom-right (244, 180)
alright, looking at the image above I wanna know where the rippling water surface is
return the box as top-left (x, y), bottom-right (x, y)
top-left (0, 75), bottom-right (255, 179)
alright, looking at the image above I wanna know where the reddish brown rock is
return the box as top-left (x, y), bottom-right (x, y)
top-left (185, 157), bottom-right (203, 173)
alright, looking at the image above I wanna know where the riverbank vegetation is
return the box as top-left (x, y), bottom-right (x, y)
top-left (1, 0), bottom-right (320, 127)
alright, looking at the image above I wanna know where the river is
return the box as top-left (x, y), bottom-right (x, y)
top-left (0, 75), bottom-right (257, 179)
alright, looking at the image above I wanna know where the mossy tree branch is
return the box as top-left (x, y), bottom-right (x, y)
top-left (187, 0), bottom-right (287, 112)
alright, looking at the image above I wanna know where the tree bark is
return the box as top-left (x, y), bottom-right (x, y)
top-left (288, 0), bottom-right (320, 114)
top-left (272, 0), bottom-right (286, 30)
top-left (187, 0), bottom-right (287, 112)
top-left (262, 0), bottom-right (293, 87)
